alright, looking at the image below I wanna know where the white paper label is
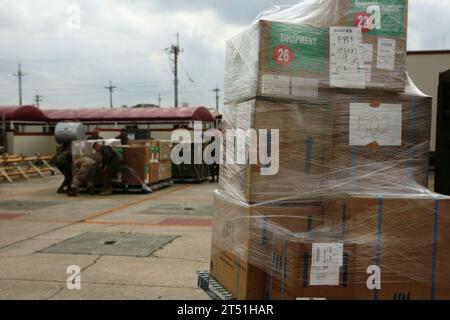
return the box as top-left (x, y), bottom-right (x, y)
top-left (360, 43), bottom-right (374, 63)
top-left (349, 103), bottom-right (403, 146)
top-left (310, 243), bottom-right (343, 286)
top-left (261, 74), bottom-right (290, 95)
top-left (296, 298), bottom-right (327, 300)
top-left (330, 27), bottom-right (365, 89)
top-left (377, 38), bottom-right (396, 70)
top-left (291, 77), bottom-right (319, 98)
top-left (312, 243), bottom-right (344, 267)
top-left (310, 265), bottom-right (341, 286)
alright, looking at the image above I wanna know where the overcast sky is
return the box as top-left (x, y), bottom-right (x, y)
top-left (0, 0), bottom-right (448, 109)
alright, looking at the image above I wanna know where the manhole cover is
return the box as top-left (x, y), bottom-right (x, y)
top-left (0, 200), bottom-right (59, 212)
top-left (42, 232), bottom-right (178, 257)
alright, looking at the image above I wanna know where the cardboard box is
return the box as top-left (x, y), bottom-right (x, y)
top-left (158, 140), bottom-right (173, 161)
top-left (122, 146), bottom-right (150, 185)
top-left (158, 160), bottom-right (172, 181)
top-left (323, 193), bottom-right (450, 300)
top-left (210, 191), bottom-right (324, 300)
top-left (224, 1), bottom-right (408, 104)
top-left (224, 20), bottom-right (330, 104)
top-left (331, 0), bottom-right (408, 92)
top-left (218, 99), bottom-right (331, 204)
top-left (71, 139), bottom-right (121, 162)
top-left (265, 240), bottom-right (356, 300)
top-left (329, 86), bottom-right (432, 187)
top-left (130, 140), bottom-right (160, 163)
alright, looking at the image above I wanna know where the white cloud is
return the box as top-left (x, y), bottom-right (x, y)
top-left (0, 0), bottom-right (448, 109)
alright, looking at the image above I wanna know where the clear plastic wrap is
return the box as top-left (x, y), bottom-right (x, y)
top-left (224, 0), bottom-right (408, 105)
top-left (212, 0), bottom-right (450, 300)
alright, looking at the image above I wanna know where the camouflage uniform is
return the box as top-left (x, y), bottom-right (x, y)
top-left (99, 145), bottom-right (123, 194)
top-left (52, 143), bottom-right (73, 194)
top-left (70, 157), bottom-right (98, 195)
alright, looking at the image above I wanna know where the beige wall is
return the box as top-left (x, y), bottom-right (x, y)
top-left (7, 134), bottom-right (54, 156)
top-left (407, 52), bottom-right (450, 151)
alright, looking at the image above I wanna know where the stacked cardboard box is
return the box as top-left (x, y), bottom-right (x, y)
top-left (224, 0), bottom-right (408, 105)
top-left (210, 191), bottom-right (324, 300)
top-left (212, 0), bottom-right (450, 301)
top-left (219, 98), bottom-right (331, 203)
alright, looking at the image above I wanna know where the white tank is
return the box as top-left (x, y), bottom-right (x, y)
top-left (55, 122), bottom-right (86, 144)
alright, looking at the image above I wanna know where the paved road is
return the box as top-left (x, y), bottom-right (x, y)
top-left (0, 175), bottom-right (215, 300)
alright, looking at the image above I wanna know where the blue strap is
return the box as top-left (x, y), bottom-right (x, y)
top-left (431, 199), bottom-right (440, 300)
top-left (281, 240), bottom-right (287, 300)
top-left (374, 194), bottom-right (383, 301)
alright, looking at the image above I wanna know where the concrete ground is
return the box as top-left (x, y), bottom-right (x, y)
top-left (0, 175), bottom-right (216, 300)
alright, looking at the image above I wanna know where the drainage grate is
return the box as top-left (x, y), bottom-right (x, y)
top-left (0, 200), bottom-right (59, 212)
top-left (42, 232), bottom-right (178, 257)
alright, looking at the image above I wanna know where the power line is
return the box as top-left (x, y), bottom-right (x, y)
top-left (104, 80), bottom-right (117, 109)
top-left (34, 90), bottom-right (43, 108)
top-left (12, 63), bottom-right (27, 106)
top-left (212, 86), bottom-right (221, 111)
top-left (166, 33), bottom-right (183, 108)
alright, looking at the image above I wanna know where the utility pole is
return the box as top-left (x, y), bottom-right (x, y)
top-left (13, 63), bottom-right (27, 106)
top-left (34, 91), bottom-right (43, 108)
top-left (166, 33), bottom-right (182, 108)
top-left (105, 80), bottom-right (117, 109)
top-left (212, 86), bottom-right (221, 111)
top-left (158, 94), bottom-right (162, 108)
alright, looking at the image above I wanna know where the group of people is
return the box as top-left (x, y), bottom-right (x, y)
top-left (52, 129), bottom-right (124, 197)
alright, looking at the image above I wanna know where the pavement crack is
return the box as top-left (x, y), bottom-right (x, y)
top-left (46, 286), bottom-right (66, 300)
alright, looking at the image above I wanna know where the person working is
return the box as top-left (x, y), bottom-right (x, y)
top-left (68, 156), bottom-right (98, 197)
top-left (93, 142), bottom-right (123, 195)
top-left (115, 129), bottom-right (129, 145)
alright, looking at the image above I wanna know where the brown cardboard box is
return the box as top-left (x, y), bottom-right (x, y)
top-left (158, 140), bottom-right (173, 161)
top-left (333, 0), bottom-right (408, 92)
top-left (219, 99), bottom-right (331, 204)
top-left (265, 239), bottom-right (356, 300)
top-left (329, 85), bottom-right (432, 187)
top-left (130, 140), bottom-right (160, 163)
top-left (210, 191), bottom-right (324, 300)
top-left (158, 160), bottom-right (172, 181)
top-left (324, 194), bottom-right (450, 300)
top-left (224, 1), bottom-right (408, 105)
top-left (122, 146), bottom-right (150, 185)
top-left (224, 20), bottom-right (330, 104)
top-left (149, 163), bottom-right (159, 184)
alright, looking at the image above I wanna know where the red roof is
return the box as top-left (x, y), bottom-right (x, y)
top-left (42, 107), bottom-right (214, 122)
top-left (0, 106), bottom-right (47, 122)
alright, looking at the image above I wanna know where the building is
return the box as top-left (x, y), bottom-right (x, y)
top-left (0, 106), bottom-right (215, 156)
top-left (407, 50), bottom-right (450, 151)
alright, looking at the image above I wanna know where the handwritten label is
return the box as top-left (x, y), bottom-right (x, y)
top-left (330, 27), bottom-right (365, 89)
top-left (349, 103), bottom-right (403, 146)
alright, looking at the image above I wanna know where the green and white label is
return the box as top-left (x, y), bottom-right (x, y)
top-left (350, 0), bottom-right (405, 37)
top-left (270, 22), bottom-right (328, 73)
